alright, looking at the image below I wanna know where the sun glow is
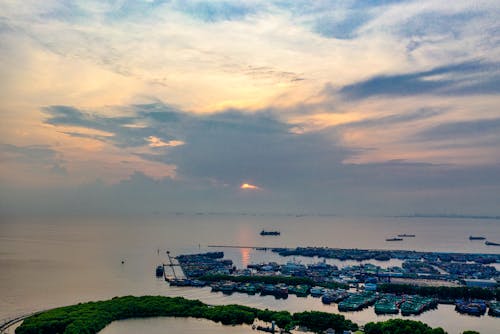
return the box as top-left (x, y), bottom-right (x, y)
top-left (240, 183), bottom-right (260, 190)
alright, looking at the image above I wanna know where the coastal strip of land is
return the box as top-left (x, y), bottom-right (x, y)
top-left (15, 295), bottom-right (358, 334)
top-left (13, 296), bottom-right (454, 334)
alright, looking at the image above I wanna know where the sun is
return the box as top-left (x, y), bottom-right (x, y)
top-left (240, 183), bottom-right (260, 190)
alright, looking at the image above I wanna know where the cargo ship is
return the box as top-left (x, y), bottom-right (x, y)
top-left (386, 237), bottom-right (403, 241)
top-left (260, 230), bottom-right (280, 236)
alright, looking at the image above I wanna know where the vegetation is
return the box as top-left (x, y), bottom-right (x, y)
top-left (364, 319), bottom-right (446, 334)
top-left (377, 284), bottom-right (498, 301)
top-left (16, 295), bottom-right (357, 334)
top-left (199, 274), bottom-right (348, 289)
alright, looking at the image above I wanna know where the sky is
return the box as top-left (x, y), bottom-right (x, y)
top-left (0, 0), bottom-right (499, 216)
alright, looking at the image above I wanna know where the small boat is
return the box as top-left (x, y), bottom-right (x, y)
top-left (485, 240), bottom-right (500, 246)
top-left (260, 230), bottom-right (280, 236)
top-left (219, 282), bottom-right (236, 294)
top-left (155, 265), bottom-right (164, 277)
top-left (260, 284), bottom-right (276, 296)
top-left (397, 234), bottom-right (415, 237)
top-left (310, 286), bottom-right (325, 297)
top-left (469, 236), bottom-right (486, 240)
top-left (386, 237), bottom-right (403, 241)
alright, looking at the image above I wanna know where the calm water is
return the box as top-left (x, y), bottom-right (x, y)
top-left (100, 317), bottom-right (255, 334)
top-left (0, 214), bottom-right (499, 333)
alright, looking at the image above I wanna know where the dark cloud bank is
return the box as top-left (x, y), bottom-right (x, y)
top-left (340, 61), bottom-right (500, 99)
top-left (1, 102), bottom-right (499, 216)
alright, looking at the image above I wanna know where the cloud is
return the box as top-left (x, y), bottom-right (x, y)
top-left (0, 143), bottom-right (59, 164)
top-left (414, 118), bottom-right (500, 142)
top-left (0, 143), bottom-right (68, 180)
top-left (339, 60), bottom-right (500, 99)
top-left (147, 136), bottom-right (185, 148)
top-left (44, 105), bottom-right (178, 148)
top-left (42, 103), bottom-right (352, 189)
top-left (340, 107), bottom-right (442, 129)
top-left (50, 162), bottom-right (68, 176)
top-left (397, 11), bottom-right (480, 39)
top-left (1, 1), bottom-right (500, 216)
top-left (313, 13), bottom-right (369, 39)
top-left (173, 0), bottom-right (257, 23)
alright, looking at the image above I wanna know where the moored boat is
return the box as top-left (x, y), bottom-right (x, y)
top-left (310, 286), bottom-right (325, 297)
top-left (288, 284), bottom-right (309, 297)
top-left (488, 301), bottom-right (500, 317)
top-left (155, 265), bottom-right (164, 277)
top-left (455, 300), bottom-right (487, 316)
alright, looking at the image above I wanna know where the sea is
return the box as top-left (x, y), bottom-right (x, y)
top-left (0, 214), bottom-right (499, 334)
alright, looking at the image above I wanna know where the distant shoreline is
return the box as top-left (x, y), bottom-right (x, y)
top-left (392, 214), bottom-right (500, 220)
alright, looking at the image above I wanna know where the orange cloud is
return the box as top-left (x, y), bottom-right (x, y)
top-left (147, 136), bottom-right (185, 148)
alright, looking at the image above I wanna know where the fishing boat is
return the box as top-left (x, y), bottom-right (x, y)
top-left (485, 240), bottom-right (500, 246)
top-left (397, 234), bottom-right (415, 237)
top-left (310, 286), bottom-right (325, 297)
top-left (469, 236), bottom-right (486, 240)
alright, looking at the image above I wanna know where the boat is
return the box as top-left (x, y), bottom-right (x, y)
top-left (455, 300), bottom-right (487, 316)
top-left (386, 237), bottom-right (403, 241)
top-left (310, 286), bottom-right (325, 297)
top-left (169, 279), bottom-right (191, 286)
top-left (397, 234), bottom-right (415, 237)
top-left (321, 289), bottom-right (349, 304)
top-left (238, 283), bottom-right (257, 295)
top-left (321, 293), bottom-right (336, 304)
top-left (190, 279), bottom-right (206, 287)
top-left (338, 291), bottom-right (377, 312)
top-left (274, 283), bottom-right (289, 298)
top-left (260, 284), bottom-right (276, 296)
top-left (469, 236), bottom-right (486, 240)
top-left (488, 301), bottom-right (500, 317)
top-left (485, 240), bottom-right (500, 246)
top-left (219, 282), bottom-right (236, 294)
top-left (155, 265), bottom-right (164, 277)
top-left (288, 284), bottom-right (309, 297)
top-left (374, 295), bottom-right (403, 314)
top-left (260, 230), bottom-right (280, 236)
top-left (400, 296), bottom-right (437, 316)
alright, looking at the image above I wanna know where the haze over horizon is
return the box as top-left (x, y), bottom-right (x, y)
top-left (1, 0), bottom-right (499, 216)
